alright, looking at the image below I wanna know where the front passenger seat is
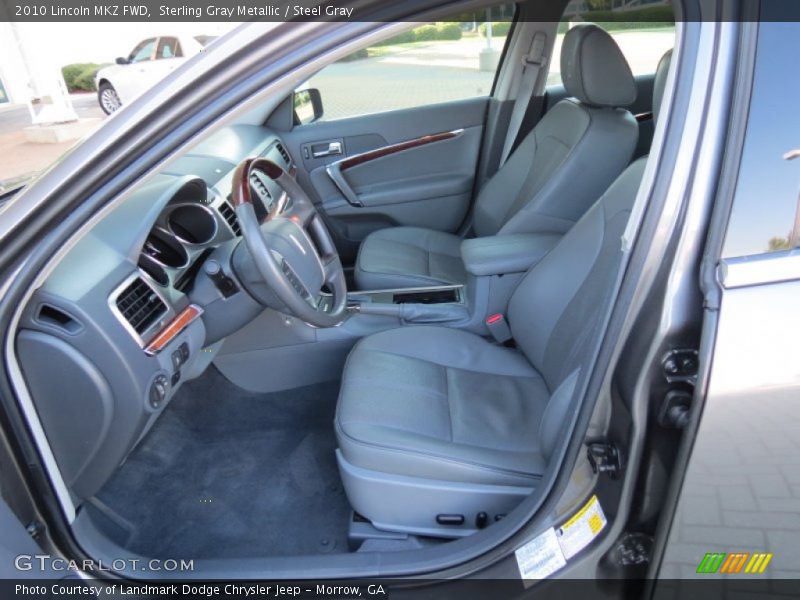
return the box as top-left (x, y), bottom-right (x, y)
top-left (355, 23), bottom-right (639, 290)
top-left (335, 48), bottom-right (675, 538)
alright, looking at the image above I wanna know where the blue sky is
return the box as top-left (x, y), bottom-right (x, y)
top-left (723, 23), bottom-right (800, 258)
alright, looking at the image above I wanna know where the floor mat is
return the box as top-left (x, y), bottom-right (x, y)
top-left (94, 367), bottom-right (350, 559)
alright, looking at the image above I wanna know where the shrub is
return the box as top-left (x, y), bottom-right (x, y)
top-left (413, 24), bottom-right (439, 42)
top-left (434, 22), bottom-right (463, 40)
top-left (61, 63), bottom-right (106, 92)
top-left (563, 5), bottom-right (675, 31)
top-left (373, 29), bottom-right (416, 47)
top-left (338, 48), bottom-right (369, 62)
top-left (373, 22), bottom-right (462, 47)
top-left (479, 21), bottom-right (513, 38)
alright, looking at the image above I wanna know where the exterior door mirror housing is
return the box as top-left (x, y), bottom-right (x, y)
top-left (293, 88), bottom-right (324, 125)
top-left (115, 57), bottom-right (130, 65)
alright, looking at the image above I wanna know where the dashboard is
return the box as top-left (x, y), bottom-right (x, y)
top-left (16, 124), bottom-right (294, 502)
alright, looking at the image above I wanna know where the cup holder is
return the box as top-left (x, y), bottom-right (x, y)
top-left (392, 288), bottom-right (459, 304)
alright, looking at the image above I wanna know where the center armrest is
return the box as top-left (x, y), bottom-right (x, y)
top-left (461, 233), bottom-right (561, 277)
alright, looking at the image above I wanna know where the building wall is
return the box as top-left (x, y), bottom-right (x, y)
top-left (0, 22), bottom-right (33, 104)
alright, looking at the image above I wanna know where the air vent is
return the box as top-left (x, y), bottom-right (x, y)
top-left (275, 142), bottom-right (291, 166)
top-left (219, 200), bottom-right (241, 235)
top-left (138, 254), bottom-right (169, 286)
top-left (115, 277), bottom-right (168, 336)
top-left (37, 304), bottom-right (82, 334)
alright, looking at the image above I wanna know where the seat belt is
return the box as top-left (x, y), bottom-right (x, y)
top-left (499, 30), bottom-right (548, 166)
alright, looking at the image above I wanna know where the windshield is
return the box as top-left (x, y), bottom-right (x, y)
top-left (0, 22), bottom-right (236, 193)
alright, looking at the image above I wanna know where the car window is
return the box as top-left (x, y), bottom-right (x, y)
top-left (129, 38), bottom-right (156, 63)
top-left (722, 22), bottom-right (800, 258)
top-left (547, 5), bottom-right (675, 86)
top-left (157, 37), bottom-right (183, 60)
top-left (298, 5), bottom-right (515, 121)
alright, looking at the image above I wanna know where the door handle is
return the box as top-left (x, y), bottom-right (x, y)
top-left (326, 162), bottom-right (362, 207)
top-left (312, 141), bottom-right (342, 158)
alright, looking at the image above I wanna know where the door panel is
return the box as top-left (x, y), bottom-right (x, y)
top-left (311, 127), bottom-right (481, 230)
top-left (282, 97), bottom-right (488, 265)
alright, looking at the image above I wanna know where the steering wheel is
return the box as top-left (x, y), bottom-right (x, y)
top-left (230, 157), bottom-right (347, 327)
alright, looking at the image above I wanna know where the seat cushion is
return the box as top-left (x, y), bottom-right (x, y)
top-left (354, 227), bottom-right (466, 290)
top-left (335, 326), bottom-right (550, 487)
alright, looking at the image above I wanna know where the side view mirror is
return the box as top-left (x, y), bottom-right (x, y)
top-left (115, 57), bottom-right (130, 65)
top-left (293, 88), bottom-right (324, 125)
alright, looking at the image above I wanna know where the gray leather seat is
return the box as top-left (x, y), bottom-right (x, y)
top-left (335, 49), bottom-right (673, 537)
top-left (337, 161), bottom-right (646, 535)
top-left (355, 24), bottom-right (639, 290)
top-left (354, 226), bottom-right (466, 290)
top-left (652, 49), bottom-right (672, 125)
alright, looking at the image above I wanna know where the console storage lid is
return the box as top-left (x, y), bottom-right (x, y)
top-left (461, 233), bottom-right (561, 277)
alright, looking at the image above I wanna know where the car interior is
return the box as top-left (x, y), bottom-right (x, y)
top-left (8, 4), bottom-right (676, 569)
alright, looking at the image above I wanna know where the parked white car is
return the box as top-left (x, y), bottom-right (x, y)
top-left (95, 35), bottom-right (214, 114)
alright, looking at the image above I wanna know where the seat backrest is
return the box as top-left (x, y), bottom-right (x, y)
top-left (472, 24), bottom-right (639, 238)
top-left (507, 158), bottom-right (645, 394)
top-left (507, 47), bottom-right (673, 460)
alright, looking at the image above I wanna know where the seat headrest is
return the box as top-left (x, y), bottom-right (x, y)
top-left (560, 23), bottom-right (637, 107)
top-left (652, 49), bottom-right (673, 124)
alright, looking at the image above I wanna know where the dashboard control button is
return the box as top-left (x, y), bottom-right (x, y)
top-left (171, 342), bottom-right (190, 371)
top-left (204, 260), bottom-right (239, 298)
top-left (149, 374), bottom-right (169, 409)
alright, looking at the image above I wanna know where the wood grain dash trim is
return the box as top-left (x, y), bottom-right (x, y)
top-left (338, 129), bottom-right (463, 171)
top-left (144, 304), bottom-right (203, 356)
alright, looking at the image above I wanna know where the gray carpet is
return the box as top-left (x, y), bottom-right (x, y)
top-left (93, 367), bottom-right (350, 559)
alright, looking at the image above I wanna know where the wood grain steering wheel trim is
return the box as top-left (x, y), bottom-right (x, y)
top-left (231, 157), bottom-right (285, 208)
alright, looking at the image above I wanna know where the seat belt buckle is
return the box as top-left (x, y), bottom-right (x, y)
top-left (485, 313), bottom-right (513, 344)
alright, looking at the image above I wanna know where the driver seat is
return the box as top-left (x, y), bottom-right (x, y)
top-left (334, 50), bottom-right (671, 538)
top-left (353, 24), bottom-right (638, 290)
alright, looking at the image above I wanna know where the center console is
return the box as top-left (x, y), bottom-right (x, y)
top-left (347, 284), bottom-right (469, 323)
top-left (345, 232), bottom-right (561, 332)
top-left (460, 233), bottom-right (561, 278)
top-left (352, 285), bottom-right (464, 305)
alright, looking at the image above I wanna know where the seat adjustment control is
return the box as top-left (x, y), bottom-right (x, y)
top-left (436, 514), bottom-right (465, 526)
